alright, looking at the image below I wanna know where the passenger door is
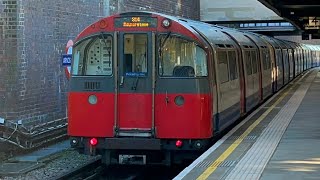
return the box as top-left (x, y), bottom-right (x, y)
top-left (117, 32), bottom-right (154, 137)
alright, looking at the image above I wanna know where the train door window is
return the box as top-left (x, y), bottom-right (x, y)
top-left (72, 35), bottom-right (113, 76)
top-left (264, 50), bottom-right (271, 70)
top-left (283, 51), bottom-right (288, 67)
top-left (261, 51), bottom-right (267, 70)
top-left (217, 51), bottom-right (229, 83)
top-left (251, 51), bottom-right (258, 74)
top-left (228, 51), bottom-right (238, 80)
top-left (159, 35), bottom-right (207, 77)
top-left (276, 50), bottom-right (283, 68)
top-left (265, 51), bottom-right (271, 70)
top-left (244, 51), bottom-right (252, 75)
top-left (124, 34), bottom-right (147, 76)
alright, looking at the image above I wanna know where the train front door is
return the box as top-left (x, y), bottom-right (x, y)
top-left (117, 32), bottom-right (155, 137)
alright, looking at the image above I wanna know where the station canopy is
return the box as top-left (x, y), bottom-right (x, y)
top-left (259, 0), bottom-right (320, 39)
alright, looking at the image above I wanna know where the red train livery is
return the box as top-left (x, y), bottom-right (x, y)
top-left (68, 11), bottom-right (320, 165)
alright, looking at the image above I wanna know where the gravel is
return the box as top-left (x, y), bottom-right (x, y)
top-left (0, 149), bottom-right (97, 180)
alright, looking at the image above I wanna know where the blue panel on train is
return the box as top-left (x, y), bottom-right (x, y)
top-left (125, 72), bottom-right (146, 77)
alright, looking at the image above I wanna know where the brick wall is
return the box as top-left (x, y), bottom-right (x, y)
top-left (0, 0), bottom-right (19, 121)
top-left (109, 0), bottom-right (200, 20)
top-left (0, 0), bottom-right (199, 129)
top-left (0, 0), bottom-right (107, 128)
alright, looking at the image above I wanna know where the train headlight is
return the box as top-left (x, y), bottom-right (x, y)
top-left (70, 138), bottom-right (79, 147)
top-left (162, 19), bottom-right (171, 28)
top-left (174, 95), bottom-right (185, 106)
top-left (194, 140), bottom-right (203, 149)
top-left (88, 95), bottom-right (98, 105)
top-left (99, 20), bottom-right (108, 29)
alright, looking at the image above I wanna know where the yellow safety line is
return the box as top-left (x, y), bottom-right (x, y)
top-left (197, 89), bottom-right (291, 180)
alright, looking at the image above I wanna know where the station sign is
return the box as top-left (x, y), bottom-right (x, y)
top-left (64, 40), bottom-right (73, 80)
top-left (305, 17), bottom-right (320, 30)
top-left (62, 54), bottom-right (72, 66)
top-left (114, 17), bottom-right (158, 28)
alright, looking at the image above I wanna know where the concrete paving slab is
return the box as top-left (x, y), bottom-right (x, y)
top-left (9, 140), bottom-right (70, 162)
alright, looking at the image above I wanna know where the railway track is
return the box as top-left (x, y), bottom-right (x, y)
top-left (55, 159), bottom-right (186, 180)
top-left (55, 156), bottom-right (103, 180)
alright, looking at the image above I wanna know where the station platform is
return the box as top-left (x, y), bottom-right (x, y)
top-left (175, 68), bottom-right (320, 180)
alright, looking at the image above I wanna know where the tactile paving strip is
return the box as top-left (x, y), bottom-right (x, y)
top-left (196, 160), bottom-right (237, 168)
top-left (228, 135), bottom-right (257, 141)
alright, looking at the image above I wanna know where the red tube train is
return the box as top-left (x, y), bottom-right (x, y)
top-left (68, 11), bottom-right (320, 165)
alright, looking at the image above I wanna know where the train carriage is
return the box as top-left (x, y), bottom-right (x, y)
top-left (241, 32), bottom-right (273, 101)
top-left (274, 39), bottom-right (290, 85)
top-left (183, 23), bottom-right (242, 133)
top-left (295, 44), bottom-right (304, 75)
top-left (302, 44), bottom-right (312, 69)
top-left (219, 29), bottom-right (261, 113)
top-left (68, 11), bottom-right (320, 166)
top-left (301, 45), bottom-right (308, 71)
top-left (259, 36), bottom-right (283, 91)
top-left (281, 40), bottom-right (297, 80)
top-left (310, 45), bottom-right (320, 67)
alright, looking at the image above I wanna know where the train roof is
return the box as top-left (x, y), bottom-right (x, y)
top-left (77, 11), bottom-right (320, 53)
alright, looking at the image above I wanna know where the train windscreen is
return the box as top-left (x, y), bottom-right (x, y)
top-left (158, 35), bottom-right (207, 77)
top-left (72, 34), bottom-right (113, 76)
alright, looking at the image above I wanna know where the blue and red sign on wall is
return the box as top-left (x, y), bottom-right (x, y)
top-left (62, 40), bottom-right (73, 79)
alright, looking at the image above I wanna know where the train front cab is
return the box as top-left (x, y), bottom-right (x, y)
top-left (68, 12), bottom-right (214, 165)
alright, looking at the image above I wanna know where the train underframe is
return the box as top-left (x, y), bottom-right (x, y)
top-left (70, 137), bottom-right (210, 166)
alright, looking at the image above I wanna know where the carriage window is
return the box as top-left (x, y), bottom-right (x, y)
top-left (228, 51), bottom-right (238, 80)
top-left (123, 34), bottom-right (147, 76)
top-left (218, 51), bottom-right (229, 83)
top-left (262, 51), bottom-right (266, 70)
top-left (283, 51), bottom-right (288, 66)
top-left (251, 51), bottom-right (258, 74)
top-left (263, 50), bottom-right (270, 70)
top-left (159, 35), bottom-right (207, 77)
top-left (72, 35), bottom-right (113, 76)
top-left (276, 50), bottom-right (283, 67)
top-left (245, 51), bottom-right (252, 75)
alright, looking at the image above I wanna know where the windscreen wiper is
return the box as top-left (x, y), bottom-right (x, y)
top-left (100, 32), bottom-right (107, 46)
top-left (158, 31), bottom-right (171, 57)
top-left (132, 45), bottom-right (147, 91)
top-left (158, 31), bottom-right (171, 76)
